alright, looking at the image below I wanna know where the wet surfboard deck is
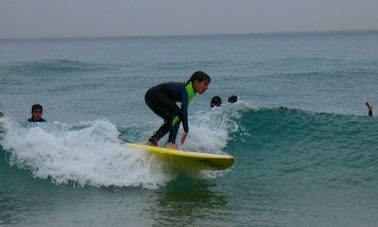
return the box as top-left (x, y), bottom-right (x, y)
top-left (126, 143), bottom-right (234, 171)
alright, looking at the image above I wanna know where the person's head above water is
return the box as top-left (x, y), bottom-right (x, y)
top-left (228, 95), bottom-right (238, 103)
top-left (29, 104), bottom-right (45, 122)
top-left (211, 96), bottom-right (222, 108)
top-left (188, 71), bottom-right (211, 94)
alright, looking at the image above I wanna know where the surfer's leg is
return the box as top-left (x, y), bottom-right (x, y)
top-left (166, 121), bottom-right (180, 149)
top-left (145, 90), bottom-right (180, 145)
top-left (149, 120), bottom-right (170, 145)
top-left (169, 121), bottom-right (180, 143)
top-left (145, 91), bottom-right (171, 118)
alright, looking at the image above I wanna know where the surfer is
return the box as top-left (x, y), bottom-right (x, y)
top-left (145, 71), bottom-right (211, 149)
top-left (27, 104), bottom-right (47, 122)
top-left (210, 96), bottom-right (222, 108)
top-left (365, 102), bottom-right (373, 117)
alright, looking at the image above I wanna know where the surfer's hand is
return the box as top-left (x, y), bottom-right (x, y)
top-left (181, 132), bottom-right (188, 144)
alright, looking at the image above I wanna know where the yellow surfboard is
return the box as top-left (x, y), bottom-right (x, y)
top-left (126, 143), bottom-right (234, 171)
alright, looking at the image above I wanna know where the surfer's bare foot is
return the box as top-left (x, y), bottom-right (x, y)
top-left (166, 142), bottom-right (177, 150)
top-left (145, 138), bottom-right (158, 146)
top-left (145, 141), bottom-right (156, 146)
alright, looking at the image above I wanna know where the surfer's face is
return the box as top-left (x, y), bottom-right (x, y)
top-left (32, 109), bottom-right (43, 121)
top-left (194, 80), bottom-right (210, 94)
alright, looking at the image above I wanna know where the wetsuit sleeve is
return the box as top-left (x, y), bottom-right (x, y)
top-left (180, 87), bottom-right (189, 132)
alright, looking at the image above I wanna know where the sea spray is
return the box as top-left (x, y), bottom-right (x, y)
top-left (0, 118), bottom-right (175, 189)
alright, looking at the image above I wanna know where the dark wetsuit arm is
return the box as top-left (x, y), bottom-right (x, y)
top-left (180, 87), bottom-right (189, 133)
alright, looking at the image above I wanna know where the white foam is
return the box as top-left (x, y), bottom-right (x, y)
top-left (182, 100), bottom-right (253, 152)
top-left (0, 118), bottom-right (175, 189)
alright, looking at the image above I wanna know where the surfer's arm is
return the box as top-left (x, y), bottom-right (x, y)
top-left (365, 102), bottom-right (373, 112)
top-left (180, 87), bottom-right (189, 133)
top-left (180, 89), bottom-right (189, 144)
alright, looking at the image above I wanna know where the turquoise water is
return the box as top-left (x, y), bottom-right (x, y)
top-left (1, 31), bottom-right (378, 226)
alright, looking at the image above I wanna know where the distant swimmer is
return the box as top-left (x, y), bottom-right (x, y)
top-left (228, 95), bottom-right (238, 103)
top-left (365, 102), bottom-right (373, 117)
top-left (27, 104), bottom-right (47, 122)
top-left (0, 112), bottom-right (3, 118)
top-left (145, 71), bottom-right (211, 149)
top-left (211, 96), bottom-right (222, 108)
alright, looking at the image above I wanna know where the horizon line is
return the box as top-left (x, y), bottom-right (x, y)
top-left (1, 28), bottom-right (378, 41)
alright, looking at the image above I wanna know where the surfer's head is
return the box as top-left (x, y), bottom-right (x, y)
top-left (228, 95), bottom-right (238, 103)
top-left (31, 104), bottom-right (43, 121)
top-left (211, 96), bottom-right (222, 108)
top-left (189, 71), bottom-right (211, 94)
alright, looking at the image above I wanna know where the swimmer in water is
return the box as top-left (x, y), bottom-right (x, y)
top-left (27, 104), bottom-right (47, 122)
top-left (210, 96), bottom-right (222, 108)
top-left (365, 102), bottom-right (373, 117)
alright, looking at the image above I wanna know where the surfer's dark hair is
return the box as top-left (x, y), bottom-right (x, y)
top-left (211, 96), bottom-right (222, 108)
top-left (188, 71), bottom-right (211, 84)
top-left (228, 95), bottom-right (238, 103)
top-left (31, 104), bottom-right (43, 113)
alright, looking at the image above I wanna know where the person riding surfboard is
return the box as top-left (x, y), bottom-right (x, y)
top-left (144, 71), bottom-right (211, 150)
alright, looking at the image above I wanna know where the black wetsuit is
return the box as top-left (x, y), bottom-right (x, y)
top-left (27, 118), bottom-right (47, 122)
top-left (145, 82), bottom-right (190, 144)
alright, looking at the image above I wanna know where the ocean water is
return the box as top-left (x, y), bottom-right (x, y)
top-left (0, 31), bottom-right (378, 226)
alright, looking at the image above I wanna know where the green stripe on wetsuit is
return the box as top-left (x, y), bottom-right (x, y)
top-left (171, 81), bottom-right (194, 126)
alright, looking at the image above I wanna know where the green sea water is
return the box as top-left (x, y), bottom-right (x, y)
top-left (1, 31), bottom-right (378, 226)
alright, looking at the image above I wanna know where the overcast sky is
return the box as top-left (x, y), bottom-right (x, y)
top-left (1, 0), bottom-right (378, 39)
